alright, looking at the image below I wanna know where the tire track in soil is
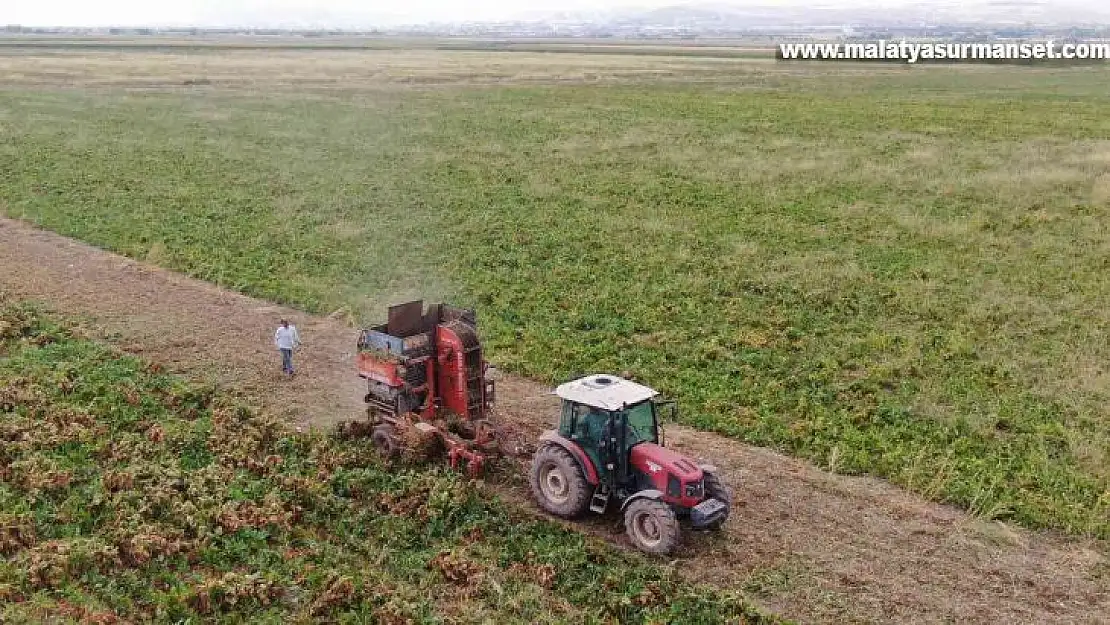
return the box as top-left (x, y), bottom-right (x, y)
top-left (1, 217), bottom-right (1106, 625)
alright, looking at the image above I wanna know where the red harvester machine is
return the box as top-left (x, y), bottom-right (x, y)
top-left (356, 300), bottom-right (498, 476)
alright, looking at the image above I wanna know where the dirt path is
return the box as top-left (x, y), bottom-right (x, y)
top-left (1, 217), bottom-right (1106, 625)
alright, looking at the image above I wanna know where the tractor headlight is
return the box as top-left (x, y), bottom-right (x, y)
top-left (685, 481), bottom-right (704, 498)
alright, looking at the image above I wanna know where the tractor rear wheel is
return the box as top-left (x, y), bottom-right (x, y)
top-left (624, 498), bottom-right (680, 555)
top-left (530, 444), bottom-right (591, 518)
top-left (371, 424), bottom-right (401, 459)
top-left (703, 471), bottom-right (733, 530)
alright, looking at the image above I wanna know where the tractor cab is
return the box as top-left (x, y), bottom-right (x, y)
top-left (554, 375), bottom-right (670, 487)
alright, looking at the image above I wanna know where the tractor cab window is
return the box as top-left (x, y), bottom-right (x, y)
top-left (624, 401), bottom-right (656, 446)
top-left (559, 401), bottom-right (578, 433)
top-left (566, 403), bottom-right (606, 445)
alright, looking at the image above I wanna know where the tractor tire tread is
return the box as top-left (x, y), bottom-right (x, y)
top-left (703, 470), bottom-right (732, 530)
top-left (530, 443), bottom-right (592, 519)
top-left (624, 498), bottom-right (680, 555)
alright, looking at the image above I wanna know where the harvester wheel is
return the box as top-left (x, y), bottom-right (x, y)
top-left (624, 498), bottom-right (680, 555)
top-left (703, 471), bottom-right (733, 530)
top-left (371, 424), bottom-right (401, 459)
top-left (530, 444), bottom-right (591, 518)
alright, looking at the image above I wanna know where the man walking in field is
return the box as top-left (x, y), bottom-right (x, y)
top-left (274, 319), bottom-right (301, 377)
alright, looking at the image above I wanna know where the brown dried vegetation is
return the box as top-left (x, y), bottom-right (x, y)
top-left (0, 514), bottom-right (37, 556)
top-left (428, 550), bottom-right (486, 587)
top-left (187, 572), bottom-right (287, 615)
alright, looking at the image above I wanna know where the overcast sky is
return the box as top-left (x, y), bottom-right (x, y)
top-left (14, 0), bottom-right (666, 26)
top-left (3, 0), bottom-right (1103, 28)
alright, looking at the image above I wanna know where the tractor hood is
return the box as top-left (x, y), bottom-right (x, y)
top-left (629, 442), bottom-right (703, 481)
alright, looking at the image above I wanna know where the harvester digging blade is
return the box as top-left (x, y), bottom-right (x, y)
top-left (478, 417), bottom-right (533, 459)
top-left (473, 419), bottom-right (502, 453)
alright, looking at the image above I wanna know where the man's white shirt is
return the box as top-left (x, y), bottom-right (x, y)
top-left (275, 326), bottom-right (300, 350)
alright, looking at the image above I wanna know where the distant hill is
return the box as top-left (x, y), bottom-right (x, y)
top-left (501, 1), bottom-right (1110, 30)
top-left (586, 2), bottom-right (1110, 29)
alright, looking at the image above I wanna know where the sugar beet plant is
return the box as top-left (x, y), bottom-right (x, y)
top-left (0, 301), bottom-right (773, 624)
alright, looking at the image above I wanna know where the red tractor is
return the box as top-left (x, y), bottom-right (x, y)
top-left (530, 374), bottom-right (732, 555)
top-left (356, 300), bottom-right (498, 476)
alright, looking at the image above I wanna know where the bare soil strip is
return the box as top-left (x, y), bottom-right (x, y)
top-left (1, 217), bottom-right (1105, 625)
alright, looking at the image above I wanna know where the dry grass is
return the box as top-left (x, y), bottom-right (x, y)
top-left (0, 46), bottom-right (1072, 91)
top-left (0, 48), bottom-right (758, 89)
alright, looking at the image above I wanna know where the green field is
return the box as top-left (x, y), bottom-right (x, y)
top-left (0, 300), bottom-right (769, 623)
top-left (1, 47), bottom-right (1108, 540)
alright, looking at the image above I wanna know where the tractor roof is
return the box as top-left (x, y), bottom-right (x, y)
top-left (554, 374), bottom-right (658, 411)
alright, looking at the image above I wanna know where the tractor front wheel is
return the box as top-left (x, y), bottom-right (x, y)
top-left (624, 499), bottom-right (680, 555)
top-left (703, 471), bottom-right (733, 530)
top-left (371, 424), bottom-right (401, 459)
top-left (530, 444), bottom-right (591, 518)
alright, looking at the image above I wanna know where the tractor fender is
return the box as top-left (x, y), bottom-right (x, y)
top-left (698, 464), bottom-right (719, 475)
top-left (537, 430), bottom-right (599, 485)
top-left (620, 489), bottom-right (664, 513)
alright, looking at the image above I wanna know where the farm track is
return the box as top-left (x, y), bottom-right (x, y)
top-left (1, 216), bottom-right (1106, 625)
